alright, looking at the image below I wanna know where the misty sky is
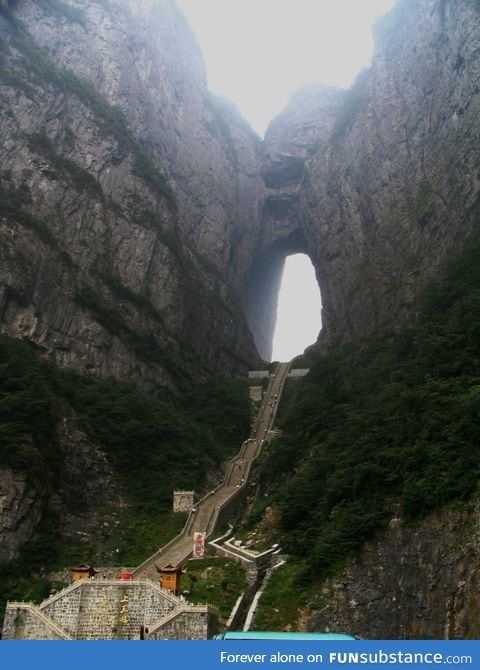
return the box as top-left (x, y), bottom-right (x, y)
top-left (176, 0), bottom-right (396, 361)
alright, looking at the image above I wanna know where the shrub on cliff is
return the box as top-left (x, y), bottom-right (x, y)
top-left (259, 225), bottom-right (480, 583)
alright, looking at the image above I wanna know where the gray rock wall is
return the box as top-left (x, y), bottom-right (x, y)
top-left (306, 506), bottom-right (480, 640)
top-left (1, 0), bottom-right (479, 369)
top-left (0, 0), bottom-right (262, 384)
top-left (0, 468), bottom-right (44, 561)
top-left (0, 412), bottom-right (119, 563)
top-left (251, 0), bottom-right (480, 351)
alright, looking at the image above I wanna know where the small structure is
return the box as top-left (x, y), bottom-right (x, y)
top-left (288, 368), bottom-right (310, 378)
top-left (156, 564), bottom-right (182, 595)
top-left (248, 370), bottom-right (270, 379)
top-left (115, 570), bottom-right (134, 580)
top-left (173, 490), bottom-right (197, 513)
top-left (249, 386), bottom-right (262, 402)
top-left (70, 564), bottom-right (99, 582)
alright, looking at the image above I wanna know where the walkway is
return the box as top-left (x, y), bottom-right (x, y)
top-left (133, 362), bottom-right (290, 578)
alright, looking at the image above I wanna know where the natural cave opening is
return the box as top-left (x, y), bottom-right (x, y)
top-left (272, 254), bottom-right (322, 362)
top-left (244, 236), bottom-right (322, 362)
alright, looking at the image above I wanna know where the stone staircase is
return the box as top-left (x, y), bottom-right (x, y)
top-left (3, 363), bottom-right (291, 639)
top-left (133, 362), bottom-right (290, 577)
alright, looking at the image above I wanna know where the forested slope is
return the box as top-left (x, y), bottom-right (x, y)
top-left (253, 222), bottom-right (480, 621)
top-left (0, 336), bottom-right (250, 613)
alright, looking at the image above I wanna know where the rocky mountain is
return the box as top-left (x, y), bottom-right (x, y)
top-left (0, 0), bottom-right (263, 387)
top-left (308, 506), bottom-right (480, 639)
top-left (0, 0), bottom-right (479, 369)
top-left (256, 0), bottom-right (480, 353)
top-left (0, 411), bottom-right (119, 562)
top-left (0, 0), bottom-right (480, 640)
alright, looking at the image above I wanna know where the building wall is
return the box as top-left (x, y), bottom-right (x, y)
top-left (148, 609), bottom-right (216, 640)
top-left (3, 606), bottom-right (63, 640)
top-left (173, 491), bottom-right (196, 513)
top-left (3, 580), bottom-right (216, 640)
top-left (288, 369), bottom-right (310, 377)
top-left (248, 371), bottom-right (270, 379)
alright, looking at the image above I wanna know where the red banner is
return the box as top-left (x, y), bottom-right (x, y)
top-left (193, 532), bottom-right (205, 559)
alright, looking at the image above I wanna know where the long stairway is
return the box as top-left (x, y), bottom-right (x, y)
top-left (133, 362), bottom-right (290, 578)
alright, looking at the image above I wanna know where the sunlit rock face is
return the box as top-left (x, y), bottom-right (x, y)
top-left (256, 0), bottom-right (480, 349)
top-left (0, 0), bottom-right (262, 385)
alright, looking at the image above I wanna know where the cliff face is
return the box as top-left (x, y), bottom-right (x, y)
top-left (307, 507), bottom-right (480, 640)
top-left (0, 412), bottom-right (120, 562)
top-left (252, 0), bottom-right (480, 354)
top-left (1, 0), bottom-right (479, 371)
top-left (0, 0), bottom-right (262, 386)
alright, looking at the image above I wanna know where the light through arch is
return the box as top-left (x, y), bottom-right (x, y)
top-left (271, 254), bottom-right (322, 361)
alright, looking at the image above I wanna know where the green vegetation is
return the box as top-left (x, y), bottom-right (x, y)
top-left (415, 179), bottom-right (434, 225)
top-left (182, 556), bottom-right (247, 622)
top-left (0, 512), bottom-right (66, 610)
top-left (0, 338), bottom-right (62, 483)
top-left (0, 334), bottom-right (251, 614)
top-left (183, 378), bottom-right (251, 462)
top-left (96, 273), bottom-right (164, 324)
top-left (74, 285), bottom-right (132, 337)
top-left (132, 148), bottom-right (176, 211)
top-left (252, 563), bottom-right (307, 631)
top-left (256, 225), bottom-right (480, 597)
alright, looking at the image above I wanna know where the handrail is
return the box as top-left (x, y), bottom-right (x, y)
top-left (38, 579), bottom-right (83, 610)
top-left (134, 437), bottom-right (254, 575)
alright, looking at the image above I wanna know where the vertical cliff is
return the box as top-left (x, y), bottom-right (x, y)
top-left (250, 0), bottom-right (480, 353)
top-left (307, 507), bottom-right (480, 640)
top-left (1, 0), bottom-right (479, 374)
top-left (0, 0), bottom-right (263, 386)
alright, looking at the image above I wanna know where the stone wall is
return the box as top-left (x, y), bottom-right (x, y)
top-left (3, 579), bottom-right (215, 640)
top-left (288, 369), bottom-right (310, 378)
top-left (148, 606), bottom-right (217, 640)
top-left (173, 491), bottom-right (197, 513)
top-left (2, 604), bottom-right (67, 640)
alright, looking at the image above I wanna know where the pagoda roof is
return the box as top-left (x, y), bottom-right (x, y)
top-left (155, 563), bottom-right (182, 573)
top-left (70, 564), bottom-right (99, 573)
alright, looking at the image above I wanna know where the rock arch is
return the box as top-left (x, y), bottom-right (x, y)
top-left (245, 230), bottom-right (313, 361)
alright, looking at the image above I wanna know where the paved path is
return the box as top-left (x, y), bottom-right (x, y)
top-left (133, 362), bottom-right (290, 579)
